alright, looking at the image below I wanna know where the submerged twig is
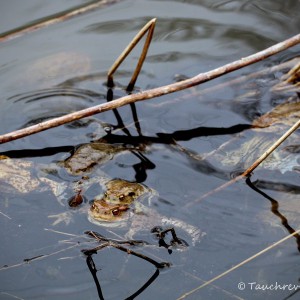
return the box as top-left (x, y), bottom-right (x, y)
top-left (242, 119), bottom-right (300, 176)
top-left (0, 244), bottom-right (78, 271)
top-left (0, 211), bottom-right (11, 219)
top-left (186, 117), bottom-right (300, 206)
top-left (0, 292), bottom-right (25, 300)
top-left (107, 18), bottom-right (156, 90)
top-left (177, 229), bottom-right (300, 299)
top-left (82, 231), bottom-right (170, 269)
top-left (1, 33), bottom-right (299, 144)
top-left (0, 0), bottom-right (120, 42)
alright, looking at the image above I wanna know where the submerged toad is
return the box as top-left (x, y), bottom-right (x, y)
top-left (0, 140), bottom-right (141, 199)
top-left (0, 155), bottom-right (202, 245)
top-left (61, 142), bottom-right (133, 175)
top-left (89, 179), bottom-right (151, 223)
top-left (88, 179), bottom-right (203, 245)
top-left (90, 179), bottom-right (147, 222)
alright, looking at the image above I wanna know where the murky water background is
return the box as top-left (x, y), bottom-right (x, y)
top-left (0, 1), bottom-right (300, 299)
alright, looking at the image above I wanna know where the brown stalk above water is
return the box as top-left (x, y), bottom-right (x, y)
top-left (107, 18), bottom-right (156, 91)
top-left (0, 30), bottom-right (299, 144)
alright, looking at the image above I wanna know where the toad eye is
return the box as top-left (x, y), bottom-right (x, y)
top-left (91, 204), bottom-right (98, 212)
top-left (119, 195), bottom-right (125, 201)
top-left (112, 208), bottom-right (120, 216)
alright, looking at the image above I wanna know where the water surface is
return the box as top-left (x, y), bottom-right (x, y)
top-left (0, 1), bottom-right (300, 299)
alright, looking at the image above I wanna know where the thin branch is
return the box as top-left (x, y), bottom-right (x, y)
top-left (82, 231), bottom-right (170, 269)
top-left (0, 292), bottom-right (25, 300)
top-left (177, 228), bottom-right (300, 299)
top-left (186, 117), bottom-right (300, 207)
top-left (242, 119), bottom-right (300, 176)
top-left (151, 57), bottom-right (300, 109)
top-left (0, 244), bottom-right (78, 271)
top-left (1, 33), bottom-right (300, 144)
top-left (0, 211), bottom-right (11, 219)
top-left (0, 0), bottom-right (120, 43)
top-left (185, 175), bottom-right (243, 207)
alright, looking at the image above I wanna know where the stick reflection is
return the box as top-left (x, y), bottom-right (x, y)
top-left (246, 176), bottom-right (300, 252)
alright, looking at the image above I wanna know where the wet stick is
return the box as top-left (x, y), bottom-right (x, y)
top-left (153, 57), bottom-right (300, 109)
top-left (0, 33), bottom-right (300, 144)
top-left (82, 231), bottom-right (170, 269)
top-left (242, 118), bottom-right (300, 176)
top-left (177, 228), bottom-right (300, 299)
top-left (0, 0), bottom-right (121, 42)
top-left (185, 118), bottom-right (300, 207)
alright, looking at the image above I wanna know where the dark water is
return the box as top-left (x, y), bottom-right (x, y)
top-left (0, 1), bottom-right (300, 299)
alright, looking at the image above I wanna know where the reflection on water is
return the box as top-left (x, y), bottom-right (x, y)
top-left (246, 177), bottom-right (300, 252)
top-left (0, 0), bottom-right (300, 299)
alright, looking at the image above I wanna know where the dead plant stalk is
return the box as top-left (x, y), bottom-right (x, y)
top-left (0, 0), bottom-right (121, 42)
top-left (185, 118), bottom-right (300, 207)
top-left (107, 18), bottom-right (156, 90)
top-left (177, 228), bottom-right (300, 299)
top-left (0, 33), bottom-right (300, 144)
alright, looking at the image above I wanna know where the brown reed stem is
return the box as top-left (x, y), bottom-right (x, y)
top-left (185, 118), bottom-right (300, 207)
top-left (177, 228), bottom-right (300, 299)
top-left (0, 0), bottom-right (120, 43)
top-left (107, 18), bottom-right (156, 90)
top-left (0, 33), bottom-right (299, 144)
top-left (242, 118), bottom-right (300, 176)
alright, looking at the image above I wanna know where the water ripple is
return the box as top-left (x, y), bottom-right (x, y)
top-left (8, 87), bottom-right (102, 103)
top-left (1, 87), bottom-right (106, 134)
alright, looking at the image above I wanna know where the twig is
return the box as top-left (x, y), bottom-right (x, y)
top-left (107, 18), bottom-right (156, 90)
top-left (0, 0), bottom-right (120, 43)
top-left (82, 231), bottom-right (170, 269)
top-left (0, 211), bottom-right (11, 219)
top-left (0, 292), bottom-right (25, 300)
top-left (242, 118), bottom-right (300, 176)
top-left (177, 228), bottom-right (300, 299)
top-left (0, 244), bottom-right (78, 271)
top-left (0, 33), bottom-right (299, 144)
top-left (186, 118), bottom-right (300, 207)
top-left (185, 175), bottom-right (243, 207)
top-left (150, 57), bottom-right (300, 109)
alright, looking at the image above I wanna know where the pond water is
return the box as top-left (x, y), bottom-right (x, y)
top-left (0, 1), bottom-right (300, 299)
